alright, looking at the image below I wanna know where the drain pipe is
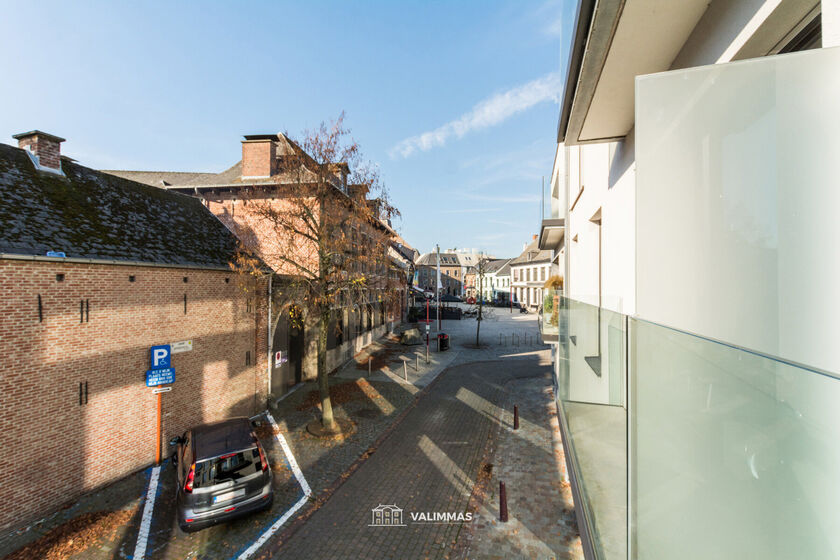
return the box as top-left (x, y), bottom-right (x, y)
top-left (267, 273), bottom-right (273, 402)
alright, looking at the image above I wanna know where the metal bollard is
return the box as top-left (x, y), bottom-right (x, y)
top-left (415, 354), bottom-right (419, 371)
top-left (514, 405), bottom-right (519, 430)
top-left (368, 358), bottom-right (371, 376)
top-left (426, 344), bottom-right (429, 364)
top-left (499, 481), bottom-right (509, 522)
top-left (403, 360), bottom-right (408, 381)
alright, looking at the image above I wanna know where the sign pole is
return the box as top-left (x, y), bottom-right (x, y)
top-left (155, 392), bottom-right (162, 465)
top-left (436, 245), bottom-right (441, 331)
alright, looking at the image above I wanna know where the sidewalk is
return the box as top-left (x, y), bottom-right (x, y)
top-left (454, 376), bottom-right (583, 559)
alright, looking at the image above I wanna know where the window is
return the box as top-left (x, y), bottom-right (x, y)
top-left (194, 448), bottom-right (261, 488)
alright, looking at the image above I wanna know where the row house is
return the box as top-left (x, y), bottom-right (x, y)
top-left (509, 236), bottom-right (558, 309)
top-left (415, 251), bottom-right (462, 296)
top-left (478, 258), bottom-right (512, 302)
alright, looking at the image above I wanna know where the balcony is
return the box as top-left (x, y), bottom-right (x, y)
top-left (555, 296), bottom-right (840, 559)
top-left (537, 218), bottom-right (564, 251)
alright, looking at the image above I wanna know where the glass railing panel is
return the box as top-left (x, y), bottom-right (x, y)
top-left (635, 46), bottom-right (840, 377)
top-left (630, 318), bottom-right (840, 559)
top-left (556, 296), bottom-right (627, 559)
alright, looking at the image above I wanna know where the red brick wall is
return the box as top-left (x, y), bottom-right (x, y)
top-left (206, 196), bottom-right (319, 276)
top-left (241, 140), bottom-right (275, 178)
top-left (0, 259), bottom-right (268, 531)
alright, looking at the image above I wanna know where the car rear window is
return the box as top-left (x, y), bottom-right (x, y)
top-left (193, 448), bottom-right (261, 488)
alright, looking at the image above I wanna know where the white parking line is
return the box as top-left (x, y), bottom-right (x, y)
top-left (235, 411), bottom-right (312, 560)
top-left (132, 464), bottom-right (161, 560)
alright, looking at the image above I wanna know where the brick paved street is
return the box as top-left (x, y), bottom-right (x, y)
top-left (264, 309), bottom-right (571, 560)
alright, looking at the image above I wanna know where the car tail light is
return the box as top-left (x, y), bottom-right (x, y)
top-left (258, 444), bottom-right (268, 472)
top-left (184, 463), bottom-right (195, 493)
top-left (185, 518), bottom-right (194, 523)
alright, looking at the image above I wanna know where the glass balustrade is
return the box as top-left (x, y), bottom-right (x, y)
top-left (554, 296), bottom-right (840, 560)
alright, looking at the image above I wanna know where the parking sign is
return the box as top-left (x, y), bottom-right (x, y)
top-left (150, 345), bottom-right (171, 369)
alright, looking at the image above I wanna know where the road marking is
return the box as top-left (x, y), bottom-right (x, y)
top-left (132, 465), bottom-right (161, 560)
top-left (235, 411), bottom-right (312, 560)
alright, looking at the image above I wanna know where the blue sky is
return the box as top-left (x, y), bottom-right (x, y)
top-left (0, 1), bottom-right (575, 258)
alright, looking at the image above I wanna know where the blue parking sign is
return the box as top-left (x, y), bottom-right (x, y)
top-left (150, 345), bottom-right (171, 369)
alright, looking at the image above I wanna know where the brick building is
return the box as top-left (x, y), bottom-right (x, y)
top-left (108, 132), bottom-right (407, 400)
top-left (0, 132), bottom-right (268, 531)
top-left (415, 251), bottom-right (463, 296)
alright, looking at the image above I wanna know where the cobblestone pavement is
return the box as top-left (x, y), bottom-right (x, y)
top-left (455, 376), bottom-right (583, 560)
top-left (266, 347), bottom-right (559, 559)
top-left (0, 309), bottom-right (558, 559)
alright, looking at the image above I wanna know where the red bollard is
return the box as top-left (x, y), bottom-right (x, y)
top-left (513, 405), bottom-right (519, 430)
top-left (499, 480), bottom-right (509, 522)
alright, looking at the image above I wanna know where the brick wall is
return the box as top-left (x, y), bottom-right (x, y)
top-left (241, 140), bottom-right (275, 178)
top-left (206, 197), bottom-right (319, 276)
top-left (16, 135), bottom-right (61, 170)
top-left (0, 259), bottom-right (268, 531)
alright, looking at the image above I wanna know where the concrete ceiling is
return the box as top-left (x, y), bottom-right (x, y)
top-left (579, 0), bottom-right (711, 142)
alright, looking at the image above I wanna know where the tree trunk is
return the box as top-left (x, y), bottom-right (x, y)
top-left (476, 301), bottom-right (482, 347)
top-left (317, 308), bottom-right (336, 431)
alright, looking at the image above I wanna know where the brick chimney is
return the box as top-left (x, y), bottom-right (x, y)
top-left (13, 130), bottom-right (65, 173)
top-left (241, 134), bottom-right (277, 178)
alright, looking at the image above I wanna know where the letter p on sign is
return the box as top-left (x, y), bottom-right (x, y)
top-left (151, 345), bottom-right (171, 369)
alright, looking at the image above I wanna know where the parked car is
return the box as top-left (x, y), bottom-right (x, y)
top-left (171, 417), bottom-right (273, 532)
top-left (440, 294), bottom-right (462, 302)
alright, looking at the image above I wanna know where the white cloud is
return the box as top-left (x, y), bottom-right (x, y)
top-left (390, 72), bottom-right (563, 158)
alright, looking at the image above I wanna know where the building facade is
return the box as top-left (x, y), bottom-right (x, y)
top-left (0, 132), bottom-right (267, 531)
top-left (415, 251), bottom-right (462, 296)
top-left (110, 132), bottom-right (406, 399)
top-left (509, 237), bottom-right (557, 309)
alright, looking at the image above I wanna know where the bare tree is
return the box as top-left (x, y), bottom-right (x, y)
top-left (470, 257), bottom-right (495, 346)
top-left (232, 114), bottom-right (400, 433)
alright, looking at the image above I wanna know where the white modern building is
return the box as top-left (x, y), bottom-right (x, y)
top-left (542, 2), bottom-right (840, 559)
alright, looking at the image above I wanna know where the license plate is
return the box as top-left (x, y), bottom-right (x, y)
top-left (213, 489), bottom-right (245, 504)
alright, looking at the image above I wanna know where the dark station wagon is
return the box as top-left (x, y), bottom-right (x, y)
top-left (170, 417), bottom-right (273, 532)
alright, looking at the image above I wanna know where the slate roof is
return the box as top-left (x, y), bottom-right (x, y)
top-left (0, 142), bottom-right (241, 268)
top-left (104, 162), bottom-right (243, 188)
top-left (416, 252), bottom-right (461, 266)
top-left (484, 258), bottom-right (511, 274)
top-left (510, 239), bottom-right (552, 266)
top-left (495, 260), bottom-right (512, 276)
